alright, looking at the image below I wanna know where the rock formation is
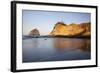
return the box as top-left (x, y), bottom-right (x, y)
top-left (29, 28), bottom-right (40, 36)
top-left (50, 22), bottom-right (91, 37)
top-left (79, 22), bottom-right (91, 37)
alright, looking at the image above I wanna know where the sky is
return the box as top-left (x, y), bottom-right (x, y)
top-left (22, 10), bottom-right (91, 35)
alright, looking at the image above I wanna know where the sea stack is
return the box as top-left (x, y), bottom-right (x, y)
top-left (29, 28), bottom-right (40, 36)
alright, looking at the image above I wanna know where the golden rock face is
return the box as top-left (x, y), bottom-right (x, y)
top-left (50, 22), bottom-right (91, 37)
top-left (50, 22), bottom-right (68, 36)
top-left (79, 23), bottom-right (91, 37)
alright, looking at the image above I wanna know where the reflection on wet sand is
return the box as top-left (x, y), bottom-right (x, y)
top-left (23, 37), bottom-right (91, 62)
top-left (53, 38), bottom-right (90, 52)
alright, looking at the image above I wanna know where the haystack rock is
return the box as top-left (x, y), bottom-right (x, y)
top-left (50, 22), bottom-right (91, 37)
top-left (29, 28), bottom-right (40, 36)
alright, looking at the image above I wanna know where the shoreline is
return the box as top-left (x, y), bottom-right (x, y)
top-left (23, 35), bottom-right (91, 39)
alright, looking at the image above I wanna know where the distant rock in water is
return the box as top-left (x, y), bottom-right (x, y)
top-left (29, 29), bottom-right (40, 36)
top-left (50, 22), bottom-right (91, 37)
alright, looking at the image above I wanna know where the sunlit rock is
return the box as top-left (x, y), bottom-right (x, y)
top-left (79, 22), bottom-right (91, 37)
top-left (50, 22), bottom-right (91, 37)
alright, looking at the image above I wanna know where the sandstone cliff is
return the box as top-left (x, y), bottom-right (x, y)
top-left (50, 22), bottom-right (91, 37)
top-left (79, 22), bottom-right (91, 37)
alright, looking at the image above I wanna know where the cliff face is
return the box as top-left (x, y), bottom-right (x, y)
top-left (29, 29), bottom-right (40, 36)
top-left (50, 22), bottom-right (91, 37)
top-left (79, 23), bottom-right (91, 37)
top-left (50, 22), bottom-right (68, 36)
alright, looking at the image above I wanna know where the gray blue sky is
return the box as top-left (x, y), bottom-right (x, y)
top-left (22, 10), bottom-right (91, 35)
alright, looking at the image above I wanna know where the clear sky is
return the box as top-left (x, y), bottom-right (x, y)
top-left (22, 10), bottom-right (91, 35)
